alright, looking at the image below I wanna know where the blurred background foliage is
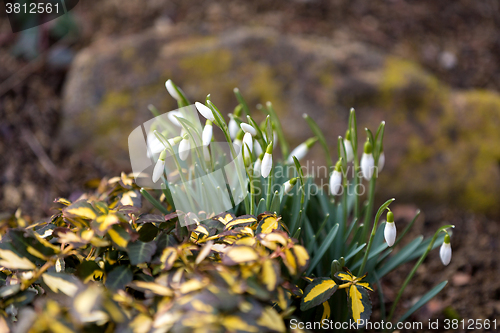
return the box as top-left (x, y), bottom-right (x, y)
top-left (1, 0), bottom-right (500, 330)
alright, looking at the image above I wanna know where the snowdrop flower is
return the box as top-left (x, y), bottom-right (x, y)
top-left (287, 137), bottom-right (318, 163)
top-left (240, 122), bottom-right (257, 136)
top-left (242, 143), bottom-right (252, 168)
top-left (342, 130), bottom-right (354, 163)
top-left (243, 132), bottom-right (253, 152)
top-left (378, 150), bottom-right (385, 171)
top-left (165, 79), bottom-right (181, 101)
top-left (261, 142), bottom-right (273, 178)
top-left (384, 211), bottom-right (396, 247)
top-left (329, 160), bottom-right (343, 195)
top-left (178, 136), bottom-right (191, 161)
top-left (440, 234), bottom-right (452, 266)
top-left (283, 177), bottom-right (298, 194)
top-left (202, 120), bottom-right (213, 146)
top-left (253, 153), bottom-right (263, 177)
top-left (254, 140), bottom-right (263, 156)
top-left (167, 110), bottom-right (183, 127)
top-left (229, 115), bottom-right (239, 140)
top-left (195, 102), bottom-right (215, 122)
top-left (360, 141), bottom-right (375, 180)
top-left (152, 149), bottom-right (167, 183)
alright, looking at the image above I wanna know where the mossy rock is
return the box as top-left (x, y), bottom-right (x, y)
top-left (62, 27), bottom-right (500, 215)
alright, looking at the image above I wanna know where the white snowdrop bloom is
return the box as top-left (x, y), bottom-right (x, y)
top-left (440, 235), bottom-right (452, 266)
top-left (287, 137), bottom-right (317, 163)
top-left (329, 169), bottom-right (342, 196)
top-left (152, 150), bottom-right (167, 183)
top-left (240, 123), bottom-right (257, 136)
top-left (253, 157), bottom-right (262, 177)
top-left (147, 134), bottom-right (164, 156)
top-left (229, 117), bottom-right (239, 140)
top-left (167, 110), bottom-right (183, 127)
top-left (195, 102), bottom-right (215, 122)
top-left (165, 79), bottom-right (181, 101)
top-left (243, 132), bottom-right (253, 152)
top-left (384, 222), bottom-right (396, 247)
top-left (261, 142), bottom-right (273, 178)
top-left (178, 138), bottom-right (191, 161)
top-left (360, 141), bottom-right (375, 180)
top-left (202, 120), bottom-right (213, 146)
top-left (361, 153), bottom-right (375, 180)
top-left (287, 143), bottom-right (307, 163)
top-left (343, 139), bottom-right (354, 163)
top-left (283, 177), bottom-right (298, 194)
top-left (378, 151), bottom-right (385, 171)
top-left (384, 211), bottom-right (396, 247)
top-left (254, 140), bottom-right (263, 156)
top-left (242, 143), bottom-right (252, 167)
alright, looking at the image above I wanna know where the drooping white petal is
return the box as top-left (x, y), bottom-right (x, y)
top-left (202, 123), bottom-right (213, 146)
top-left (152, 159), bottom-right (165, 183)
top-left (167, 110), bottom-right (183, 127)
top-left (165, 80), bottom-right (181, 101)
top-left (178, 139), bottom-right (190, 161)
top-left (243, 132), bottom-right (253, 152)
top-left (195, 102), bottom-right (216, 122)
top-left (240, 123), bottom-right (257, 136)
top-left (229, 118), bottom-right (239, 140)
top-left (254, 140), bottom-right (263, 156)
top-left (329, 170), bottom-right (343, 195)
top-left (147, 134), bottom-right (164, 156)
top-left (253, 159), bottom-right (262, 177)
top-left (287, 143), bottom-right (308, 163)
top-left (384, 222), bottom-right (397, 247)
top-left (283, 180), bottom-right (295, 194)
top-left (378, 152), bottom-right (385, 171)
top-left (343, 139), bottom-right (354, 163)
top-left (361, 153), bottom-right (375, 180)
top-left (439, 242), bottom-right (452, 266)
top-left (261, 152), bottom-right (273, 178)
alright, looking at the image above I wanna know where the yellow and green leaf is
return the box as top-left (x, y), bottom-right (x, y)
top-left (300, 278), bottom-right (338, 311)
top-left (222, 246), bottom-right (259, 265)
top-left (347, 285), bottom-right (372, 324)
top-left (223, 215), bottom-right (257, 231)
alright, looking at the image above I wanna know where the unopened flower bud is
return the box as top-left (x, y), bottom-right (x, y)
top-left (202, 120), bottom-right (213, 146)
top-left (440, 234), bottom-right (452, 266)
top-left (261, 142), bottom-right (273, 178)
top-left (165, 79), bottom-right (181, 101)
top-left (152, 150), bottom-right (167, 183)
top-left (283, 177), bottom-right (298, 194)
top-left (384, 211), bottom-right (396, 247)
top-left (195, 102), bottom-right (215, 122)
top-left (178, 137), bottom-right (190, 161)
top-left (329, 160), bottom-right (343, 195)
top-left (361, 141), bottom-right (374, 180)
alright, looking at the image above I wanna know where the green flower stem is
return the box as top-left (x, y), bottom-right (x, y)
top-left (264, 102), bottom-right (289, 157)
top-left (387, 225), bottom-right (455, 323)
top-left (361, 175), bottom-right (377, 243)
top-left (266, 167), bottom-right (273, 211)
top-left (247, 168), bottom-right (256, 215)
top-left (353, 157), bottom-right (360, 220)
top-left (140, 188), bottom-right (169, 214)
top-left (207, 100), bottom-right (250, 214)
top-left (358, 198), bottom-right (395, 275)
